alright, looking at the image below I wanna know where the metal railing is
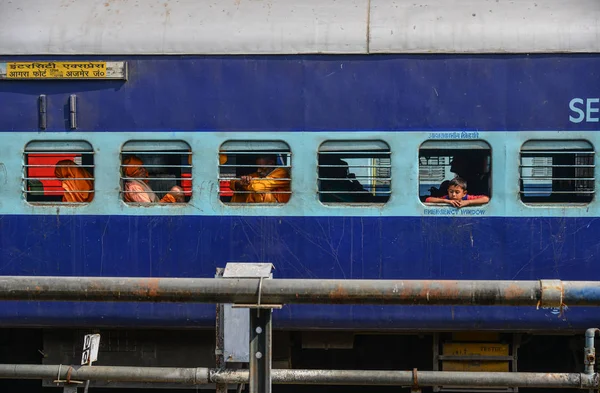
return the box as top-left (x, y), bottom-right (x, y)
top-left (0, 268), bottom-right (599, 393)
top-left (0, 277), bottom-right (592, 308)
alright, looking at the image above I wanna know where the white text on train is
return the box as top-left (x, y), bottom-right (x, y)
top-left (569, 98), bottom-right (600, 123)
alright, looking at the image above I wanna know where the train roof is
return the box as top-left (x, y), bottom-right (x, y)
top-left (1, 0), bottom-right (599, 55)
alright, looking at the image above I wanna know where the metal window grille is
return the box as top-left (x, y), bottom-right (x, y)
top-left (520, 140), bottom-right (595, 204)
top-left (419, 157), bottom-right (449, 183)
top-left (23, 141), bottom-right (95, 204)
top-left (218, 141), bottom-right (292, 204)
top-left (317, 141), bottom-right (391, 204)
top-left (419, 141), bottom-right (492, 200)
top-left (120, 141), bottom-right (192, 204)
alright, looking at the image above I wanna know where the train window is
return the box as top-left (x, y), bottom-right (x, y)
top-left (520, 140), bottom-right (594, 204)
top-left (218, 141), bottom-right (291, 204)
top-left (23, 141), bottom-right (95, 204)
top-left (419, 140), bottom-right (492, 203)
top-left (317, 141), bottom-right (391, 204)
top-left (120, 141), bottom-right (192, 204)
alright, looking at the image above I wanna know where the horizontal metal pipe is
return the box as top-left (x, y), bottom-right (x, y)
top-left (0, 276), bottom-right (598, 306)
top-left (0, 365), bottom-right (596, 389)
top-left (214, 369), bottom-right (598, 388)
top-left (0, 364), bottom-right (208, 385)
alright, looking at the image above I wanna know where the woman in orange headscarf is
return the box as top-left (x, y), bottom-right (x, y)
top-left (54, 160), bottom-right (94, 203)
top-left (122, 156), bottom-right (183, 204)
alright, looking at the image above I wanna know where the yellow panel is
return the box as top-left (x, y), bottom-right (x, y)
top-left (442, 343), bottom-right (510, 372)
top-left (443, 343), bottom-right (509, 356)
top-left (1, 62), bottom-right (116, 79)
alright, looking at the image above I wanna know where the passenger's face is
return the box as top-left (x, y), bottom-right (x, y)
top-left (138, 166), bottom-right (148, 178)
top-left (256, 158), bottom-right (274, 177)
top-left (447, 185), bottom-right (467, 200)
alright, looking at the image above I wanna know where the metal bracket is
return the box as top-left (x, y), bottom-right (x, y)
top-left (53, 365), bottom-right (84, 393)
top-left (38, 95), bottom-right (47, 130)
top-left (411, 368), bottom-right (422, 393)
top-left (222, 263), bottom-right (277, 393)
top-left (69, 94), bottom-right (77, 129)
top-left (540, 279), bottom-right (563, 309)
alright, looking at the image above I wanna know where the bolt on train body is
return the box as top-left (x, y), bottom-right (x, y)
top-left (0, 0), bottom-right (599, 389)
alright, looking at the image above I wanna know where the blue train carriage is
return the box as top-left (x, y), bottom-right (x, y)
top-left (1, 0), bottom-right (600, 390)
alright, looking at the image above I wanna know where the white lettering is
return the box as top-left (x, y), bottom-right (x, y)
top-left (586, 98), bottom-right (599, 122)
top-left (569, 98), bottom-right (585, 123)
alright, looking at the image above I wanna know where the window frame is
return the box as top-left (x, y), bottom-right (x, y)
top-left (519, 139), bottom-right (595, 205)
top-left (120, 140), bottom-right (193, 205)
top-left (23, 140), bottom-right (95, 205)
top-left (218, 140), bottom-right (292, 206)
top-left (419, 139), bottom-right (492, 205)
top-left (317, 140), bottom-right (392, 206)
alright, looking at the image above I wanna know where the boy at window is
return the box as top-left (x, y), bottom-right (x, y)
top-left (425, 177), bottom-right (489, 208)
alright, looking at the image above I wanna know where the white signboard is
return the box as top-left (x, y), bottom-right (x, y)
top-left (81, 334), bottom-right (101, 365)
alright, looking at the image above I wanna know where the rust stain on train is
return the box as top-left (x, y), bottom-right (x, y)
top-left (133, 278), bottom-right (162, 298)
top-left (504, 284), bottom-right (528, 299)
top-left (328, 284), bottom-right (348, 303)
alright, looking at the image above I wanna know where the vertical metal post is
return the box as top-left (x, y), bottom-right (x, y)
top-left (585, 328), bottom-right (599, 374)
top-left (215, 268), bottom-right (228, 393)
top-left (250, 308), bottom-right (272, 393)
top-left (584, 328), bottom-right (599, 393)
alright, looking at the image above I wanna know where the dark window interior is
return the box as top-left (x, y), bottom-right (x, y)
top-left (317, 141), bottom-right (391, 204)
top-left (520, 140), bottom-right (594, 204)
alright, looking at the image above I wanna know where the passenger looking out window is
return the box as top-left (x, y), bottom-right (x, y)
top-left (54, 160), bottom-right (94, 203)
top-left (425, 177), bottom-right (489, 207)
top-left (122, 156), bottom-right (183, 204)
top-left (229, 155), bottom-right (291, 203)
top-left (447, 152), bottom-right (490, 196)
top-left (419, 141), bottom-right (492, 204)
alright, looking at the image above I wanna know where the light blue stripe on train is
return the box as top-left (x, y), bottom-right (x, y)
top-left (0, 130), bottom-right (597, 218)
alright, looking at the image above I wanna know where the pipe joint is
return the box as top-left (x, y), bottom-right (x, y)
top-left (540, 279), bottom-right (563, 308)
top-left (584, 328), bottom-right (600, 374)
top-left (194, 367), bottom-right (209, 385)
top-left (580, 372), bottom-right (599, 389)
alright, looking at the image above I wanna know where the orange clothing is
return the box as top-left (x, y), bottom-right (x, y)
top-left (161, 194), bottom-right (176, 203)
top-left (229, 173), bottom-right (258, 203)
top-left (122, 156), bottom-right (146, 179)
top-left (54, 160), bottom-right (94, 203)
top-left (246, 167), bottom-right (291, 203)
top-left (161, 192), bottom-right (187, 203)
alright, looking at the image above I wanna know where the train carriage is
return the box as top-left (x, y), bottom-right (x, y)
top-left (1, 0), bottom-right (600, 390)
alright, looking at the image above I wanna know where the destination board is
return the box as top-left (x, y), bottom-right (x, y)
top-left (0, 61), bottom-right (127, 80)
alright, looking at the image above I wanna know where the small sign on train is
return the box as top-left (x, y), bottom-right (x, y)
top-left (81, 334), bottom-right (101, 365)
top-left (0, 61), bottom-right (127, 80)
